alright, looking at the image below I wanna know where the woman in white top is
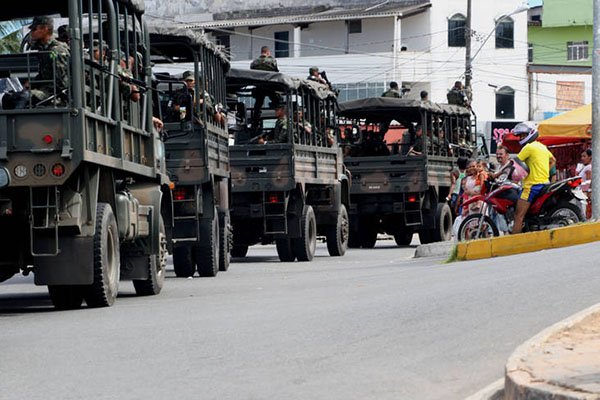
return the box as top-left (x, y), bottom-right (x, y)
top-left (578, 149), bottom-right (592, 219)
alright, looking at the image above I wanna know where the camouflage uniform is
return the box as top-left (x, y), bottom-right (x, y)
top-left (272, 116), bottom-right (289, 143)
top-left (381, 88), bottom-right (401, 98)
top-left (30, 38), bottom-right (70, 103)
top-left (250, 55), bottom-right (279, 72)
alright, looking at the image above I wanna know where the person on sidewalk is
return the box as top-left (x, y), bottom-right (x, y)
top-left (512, 122), bottom-right (556, 234)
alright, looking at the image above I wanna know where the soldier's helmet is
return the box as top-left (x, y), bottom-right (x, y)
top-left (182, 71), bottom-right (195, 81)
top-left (29, 16), bottom-right (54, 30)
top-left (309, 66), bottom-right (319, 75)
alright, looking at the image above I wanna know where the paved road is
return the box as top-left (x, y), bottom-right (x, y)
top-left (2, 238), bottom-right (600, 400)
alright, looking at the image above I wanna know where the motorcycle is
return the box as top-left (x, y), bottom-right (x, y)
top-left (457, 176), bottom-right (586, 241)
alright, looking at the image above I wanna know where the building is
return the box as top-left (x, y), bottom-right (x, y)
top-left (180, 0), bottom-right (529, 138)
top-left (528, 0), bottom-right (592, 121)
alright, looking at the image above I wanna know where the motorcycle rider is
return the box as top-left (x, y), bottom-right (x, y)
top-left (512, 122), bottom-right (556, 234)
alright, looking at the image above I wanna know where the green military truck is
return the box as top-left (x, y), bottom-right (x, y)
top-left (338, 98), bottom-right (476, 247)
top-left (149, 27), bottom-right (231, 277)
top-left (226, 68), bottom-right (349, 261)
top-left (0, 1), bottom-right (172, 308)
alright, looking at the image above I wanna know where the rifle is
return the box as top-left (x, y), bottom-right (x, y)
top-left (319, 70), bottom-right (338, 94)
top-left (83, 58), bottom-right (162, 94)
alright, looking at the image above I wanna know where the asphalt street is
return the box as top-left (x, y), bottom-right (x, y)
top-left (1, 238), bottom-right (600, 400)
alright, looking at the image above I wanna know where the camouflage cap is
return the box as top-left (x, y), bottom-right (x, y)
top-left (92, 39), bottom-right (108, 50)
top-left (29, 16), bottom-right (54, 30)
top-left (309, 66), bottom-right (319, 74)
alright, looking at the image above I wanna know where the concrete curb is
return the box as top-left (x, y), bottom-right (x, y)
top-left (413, 241), bottom-right (455, 258)
top-left (464, 378), bottom-right (504, 400)
top-left (504, 303), bottom-right (600, 399)
top-left (456, 222), bottom-right (600, 261)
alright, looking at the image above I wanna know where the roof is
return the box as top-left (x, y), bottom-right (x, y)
top-left (148, 26), bottom-right (230, 67)
top-left (226, 68), bottom-right (337, 101)
top-left (183, 1), bottom-right (431, 30)
top-left (538, 103), bottom-right (591, 139)
top-left (338, 97), bottom-right (471, 119)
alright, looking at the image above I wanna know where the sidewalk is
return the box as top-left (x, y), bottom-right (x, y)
top-left (469, 304), bottom-right (600, 400)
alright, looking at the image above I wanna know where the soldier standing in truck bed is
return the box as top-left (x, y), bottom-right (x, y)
top-left (381, 81), bottom-right (401, 98)
top-left (250, 46), bottom-right (279, 72)
top-left (28, 16), bottom-right (71, 105)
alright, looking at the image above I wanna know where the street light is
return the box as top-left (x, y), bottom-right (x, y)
top-left (465, 2), bottom-right (529, 88)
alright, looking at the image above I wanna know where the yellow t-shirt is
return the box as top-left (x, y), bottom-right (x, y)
top-left (517, 141), bottom-right (554, 185)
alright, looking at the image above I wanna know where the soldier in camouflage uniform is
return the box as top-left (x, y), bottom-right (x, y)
top-left (28, 16), bottom-right (70, 105)
top-left (381, 81), bottom-right (401, 98)
top-left (250, 46), bottom-right (279, 72)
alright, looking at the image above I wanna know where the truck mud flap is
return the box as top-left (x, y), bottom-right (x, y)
top-left (34, 236), bottom-right (94, 285)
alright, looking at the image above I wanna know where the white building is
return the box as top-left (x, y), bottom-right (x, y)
top-left (182, 0), bottom-right (529, 138)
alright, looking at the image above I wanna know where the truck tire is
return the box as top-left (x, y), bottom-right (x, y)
top-left (196, 208), bottom-right (220, 277)
top-left (173, 246), bottom-right (195, 277)
top-left (326, 204), bottom-right (349, 256)
top-left (84, 203), bottom-right (120, 308)
top-left (359, 219), bottom-right (378, 249)
top-left (218, 211), bottom-right (231, 272)
top-left (420, 203), bottom-right (452, 244)
top-left (394, 230), bottom-right (413, 246)
top-left (276, 238), bottom-right (296, 262)
top-left (432, 203), bottom-right (453, 242)
top-left (133, 216), bottom-right (167, 296)
top-left (231, 245), bottom-right (249, 258)
top-left (293, 205), bottom-right (317, 262)
top-left (48, 285), bottom-right (84, 310)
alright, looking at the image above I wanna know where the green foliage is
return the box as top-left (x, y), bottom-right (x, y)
top-left (0, 31), bottom-right (21, 54)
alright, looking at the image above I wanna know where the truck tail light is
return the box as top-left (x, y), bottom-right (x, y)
top-left (51, 163), bottom-right (65, 177)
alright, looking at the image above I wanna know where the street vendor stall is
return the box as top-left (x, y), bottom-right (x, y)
top-left (501, 104), bottom-right (591, 179)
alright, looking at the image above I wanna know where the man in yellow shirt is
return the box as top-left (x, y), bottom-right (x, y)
top-left (512, 122), bottom-right (556, 234)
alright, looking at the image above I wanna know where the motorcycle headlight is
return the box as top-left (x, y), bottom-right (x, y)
top-left (0, 167), bottom-right (10, 188)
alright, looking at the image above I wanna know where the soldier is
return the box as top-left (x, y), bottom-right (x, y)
top-left (307, 67), bottom-right (327, 85)
top-left (447, 81), bottom-right (469, 107)
top-left (420, 90), bottom-right (429, 101)
top-left (407, 124), bottom-right (424, 156)
top-left (250, 46), bottom-right (279, 72)
top-left (28, 16), bottom-right (71, 105)
top-left (258, 104), bottom-right (288, 144)
top-left (381, 81), bottom-right (401, 98)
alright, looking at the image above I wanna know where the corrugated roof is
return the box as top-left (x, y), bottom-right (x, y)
top-left (183, 1), bottom-right (431, 30)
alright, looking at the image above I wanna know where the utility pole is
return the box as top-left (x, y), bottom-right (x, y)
top-left (592, 0), bottom-right (600, 219)
top-left (464, 0), bottom-right (472, 89)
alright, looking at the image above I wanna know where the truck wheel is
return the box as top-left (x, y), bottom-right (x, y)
top-left (218, 211), bottom-right (231, 272)
top-left (359, 219), bottom-right (378, 249)
top-left (133, 216), bottom-right (167, 296)
top-left (231, 245), bottom-right (249, 258)
top-left (48, 285), bottom-right (84, 310)
top-left (196, 208), bottom-right (220, 277)
top-left (326, 204), bottom-right (349, 256)
top-left (394, 230), bottom-right (413, 246)
top-left (293, 205), bottom-right (317, 261)
top-left (84, 203), bottom-right (120, 308)
top-left (173, 246), bottom-right (195, 277)
top-left (432, 203), bottom-right (453, 242)
top-left (276, 238), bottom-right (296, 262)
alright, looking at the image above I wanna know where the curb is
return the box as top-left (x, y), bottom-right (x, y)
top-left (413, 241), bottom-right (455, 258)
top-left (505, 303), bottom-right (600, 399)
top-left (456, 222), bottom-right (600, 261)
top-left (464, 378), bottom-right (504, 400)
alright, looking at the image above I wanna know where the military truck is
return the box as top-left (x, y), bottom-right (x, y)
top-left (149, 27), bottom-right (231, 277)
top-left (0, 1), bottom-right (173, 308)
top-left (226, 68), bottom-right (349, 261)
top-left (338, 98), bottom-right (476, 247)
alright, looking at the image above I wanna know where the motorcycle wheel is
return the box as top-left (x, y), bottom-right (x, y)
top-left (549, 201), bottom-right (584, 226)
top-left (457, 214), bottom-right (500, 241)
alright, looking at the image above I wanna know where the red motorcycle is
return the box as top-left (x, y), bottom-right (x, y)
top-left (457, 176), bottom-right (586, 241)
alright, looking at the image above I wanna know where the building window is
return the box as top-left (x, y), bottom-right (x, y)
top-left (495, 17), bottom-right (514, 48)
top-left (556, 81), bottom-right (584, 110)
top-left (495, 86), bottom-right (515, 119)
top-left (348, 20), bottom-right (362, 34)
top-left (567, 41), bottom-right (589, 61)
top-left (274, 31), bottom-right (289, 58)
top-left (215, 34), bottom-right (231, 54)
top-left (528, 43), bottom-right (533, 63)
top-left (448, 14), bottom-right (466, 47)
top-left (337, 82), bottom-right (386, 102)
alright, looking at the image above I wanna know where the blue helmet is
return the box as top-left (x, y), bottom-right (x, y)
top-left (514, 122), bottom-right (538, 146)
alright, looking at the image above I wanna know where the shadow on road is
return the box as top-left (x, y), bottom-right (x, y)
top-left (0, 292), bottom-right (55, 315)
